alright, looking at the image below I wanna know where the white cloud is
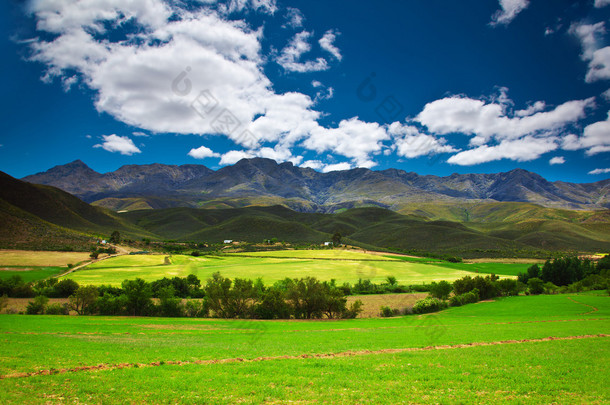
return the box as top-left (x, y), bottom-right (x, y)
top-left (569, 22), bottom-right (610, 83)
top-left (319, 30), bottom-right (342, 61)
top-left (219, 150), bottom-right (254, 165)
top-left (586, 46), bottom-right (610, 82)
top-left (283, 7), bottom-right (304, 29)
top-left (447, 136), bottom-right (558, 166)
top-left (514, 101), bottom-right (546, 117)
top-left (321, 162), bottom-right (352, 173)
top-left (589, 168), bottom-right (610, 174)
top-left (549, 156), bottom-right (565, 165)
top-left (276, 31), bottom-right (329, 72)
top-left (300, 160), bottom-right (324, 170)
top-left (387, 123), bottom-right (457, 158)
top-left (303, 118), bottom-right (389, 168)
top-left (595, 0), bottom-right (610, 8)
top-left (187, 145), bottom-right (221, 159)
top-left (490, 0), bottom-right (529, 26)
top-left (221, 0), bottom-right (278, 15)
top-left (132, 131), bottom-right (148, 137)
top-left (562, 111), bottom-right (610, 155)
top-left (416, 94), bottom-right (593, 144)
top-left (94, 134), bottom-right (141, 155)
top-left (219, 146), bottom-right (302, 165)
top-left (602, 89), bottom-right (610, 100)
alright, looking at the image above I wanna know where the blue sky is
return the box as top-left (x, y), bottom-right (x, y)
top-left (1, 0), bottom-right (610, 183)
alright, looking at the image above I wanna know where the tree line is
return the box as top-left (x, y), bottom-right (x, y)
top-left (12, 273), bottom-right (363, 319)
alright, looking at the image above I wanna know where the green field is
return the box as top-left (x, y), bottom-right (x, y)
top-left (0, 293), bottom-right (608, 403)
top-left (62, 250), bottom-right (523, 286)
top-left (0, 266), bottom-right (65, 283)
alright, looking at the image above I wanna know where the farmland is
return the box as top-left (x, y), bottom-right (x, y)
top-left (0, 293), bottom-right (608, 403)
top-left (61, 249), bottom-right (523, 286)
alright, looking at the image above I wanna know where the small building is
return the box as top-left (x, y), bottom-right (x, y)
top-left (324, 242), bottom-right (332, 246)
top-left (223, 239), bottom-right (233, 244)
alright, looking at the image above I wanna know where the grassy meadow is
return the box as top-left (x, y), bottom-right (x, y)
top-left (0, 293), bottom-right (608, 403)
top-left (61, 249), bottom-right (523, 286)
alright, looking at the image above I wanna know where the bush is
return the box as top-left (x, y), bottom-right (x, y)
top-left (343, 300), bottom-right (363, 319)
top-left (428, 280), bottom-right (453, 300)
top-left (184, 299), bottom-right (208, 318)
top-left (380, 306), bottom-right (394, 317)
top-left (69, 285), bottom-right (99, 315)
top-left (450, 289), bottom-right (479, 307)
top-left (52, 279), bottom-right (80, 298)
top-left (96, 293), bottom-right (127, 316)
top-left (412, 298), bottom-right (448, 314)
top-left (26, 295), bottom-right (49, 315)
top-left (527, 278), bottom-right (544, 295)
top-left (0, 294), bottom-right (8, 313)
top-left (45, 303), bottom-right (69, 315)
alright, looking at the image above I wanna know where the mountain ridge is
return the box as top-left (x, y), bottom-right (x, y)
top-left (22, 158), bottom-right (610, 212)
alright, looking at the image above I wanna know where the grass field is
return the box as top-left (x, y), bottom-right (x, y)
top-left (62, 250), bottom-right (523, 286)
top-left (0, 293), bottom-right (608, 403)
top-left (0, 250), bottom-right (90, 267)
top-left (0, 266), bottom-right (65, 283)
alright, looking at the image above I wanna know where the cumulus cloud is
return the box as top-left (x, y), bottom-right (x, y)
top-left (569, 22), bottom-right (610, 82)
top-left (319, 30), bottom-right (342, 61)
top-left (187, 145), bottom-right (221, 159)
top-left (387, 123), bottom-right (457, 158)
top-left (219, 146), bottom-right (302, 165)
top-left (283, 7), bottom-right (304, 29)
top-left (589, 168), bottom-right (610, 174)
top-left (303, 118), bottom-right (389, 168)
top-left (490, 0), bottom-right (529, 26)
top-left (94, 134), bottom-right (141, 155)
top-left (322, 162), bottom-right (352, 173)
top-left (416, 94), bottom-right (593, 144)
top-left (276, 31), bottom-right (329, 72)
top-left (220, 0), bottom-right (278, 15)
top-left (300, 160), bottom-right (324, 170)
top-left (549, 156), bottom-right (565, 165)
top-left (447, 136), bottom-right (558, 166)
top-left (562, 111), bottom-right (610, 155)
top-left (415, 90), bottom-right (594, 165)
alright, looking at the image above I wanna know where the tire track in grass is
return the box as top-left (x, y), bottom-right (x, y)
top-left (2, 334), bottom-right (608, 380)
top-left (566, 296), bottom-right (599, 315)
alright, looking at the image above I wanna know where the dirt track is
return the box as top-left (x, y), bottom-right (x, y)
top-left (2, 334), bottom-right (607, 380)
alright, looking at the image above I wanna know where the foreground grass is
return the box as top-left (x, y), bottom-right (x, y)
top-left (3, 339), bottom-right (606, 404)
top-left (64, 251), bottom-right (521, 286)
top-left (0, 294), bottom-right (608, 403)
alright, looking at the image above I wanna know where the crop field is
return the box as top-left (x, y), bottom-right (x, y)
top-left (62, 250), bottom-right (522, 286)
top-left (0, 293), bottom-right (608, 403)
top-left (0, 250), bottom-right (90, 267)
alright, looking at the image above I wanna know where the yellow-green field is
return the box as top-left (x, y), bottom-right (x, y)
top-left (62, 250), bottom-right (521, 286)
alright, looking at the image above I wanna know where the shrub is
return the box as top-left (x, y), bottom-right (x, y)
top-left (428, 281), bottom-right (453, 300)
top-left (52, 279), bottom-right (80, 298)
top-left (343, 300), bottom-right (363, 319)
top-left (412, 298), bottom-right (447, 314)
top-left (0, 294), bottom-right (8, 313)
top-left (184, 299), bottom-right (209, 318)
top-left (527, 278), bottom-right (544, 295)
top-left (96, 293), bottom-right (127, 316)
top-left (26, 295), bottom-right (49, 315)
top-left (45, 303), bottom-right (69, 315)
top-left (450, 288), bottom-right (479, 307)
top-left (380, 306), bottom-right (394, 317)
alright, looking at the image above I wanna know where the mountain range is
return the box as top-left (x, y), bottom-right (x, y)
top-left (1, 162), bottom-right (609, 256)
top-left (22, 158), bottom-right (610, 213)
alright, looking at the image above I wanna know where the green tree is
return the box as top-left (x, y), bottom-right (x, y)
top-left (122, 278), bottom-right (153, 316)
top-left (109, 230), bottom-right (121, 244)
top-left (428, 280), bottom-right (452, 300)
top-left (331, 232), bottom-right (342, 246)
top-left (69, 285), bottom-right (99, 315)
top-left (528, 278), bottom-right (544, 295)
